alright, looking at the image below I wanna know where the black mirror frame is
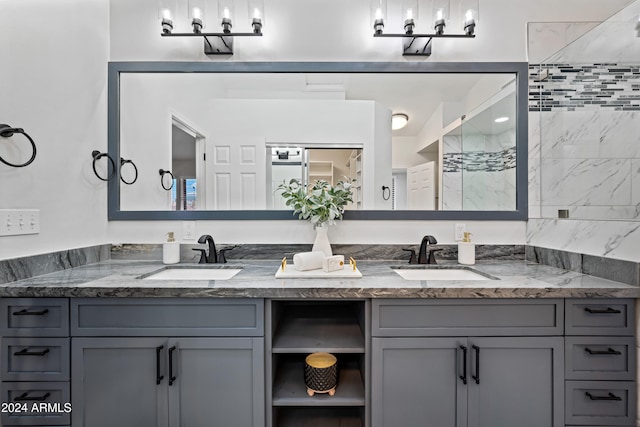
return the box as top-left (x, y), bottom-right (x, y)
top-left (108, 61), bottom-right (528, 221)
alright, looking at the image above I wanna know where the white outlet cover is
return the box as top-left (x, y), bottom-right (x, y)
top-left (454, 223), bottom-right (466, 241)
top-left (183, 221), bottom-right (196, 240)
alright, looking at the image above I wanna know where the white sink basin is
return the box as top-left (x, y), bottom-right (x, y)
top-left (142, 268), bottom-right (242, 281)
top-left (393, 268), bottom-right (492, 281)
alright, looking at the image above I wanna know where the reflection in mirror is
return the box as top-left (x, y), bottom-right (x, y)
top-left (118, 72), bottom-right (516, 213)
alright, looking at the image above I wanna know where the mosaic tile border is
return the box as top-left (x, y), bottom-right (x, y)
top-left (529, 63), bottom-right (640, 112)
top-left (443, 147), bottom-right (516, 173)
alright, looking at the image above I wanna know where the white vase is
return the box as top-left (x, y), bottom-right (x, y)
top-left (312, 224), bottom-right (333, 256)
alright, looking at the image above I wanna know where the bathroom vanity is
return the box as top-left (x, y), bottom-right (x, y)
top-left (0, 260), bottom-right (637, 427)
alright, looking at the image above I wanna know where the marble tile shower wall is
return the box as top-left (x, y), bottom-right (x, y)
top-left (529, 63), bottom-right (640, 220)
top-left (442, 131), bottom-right (516, 210)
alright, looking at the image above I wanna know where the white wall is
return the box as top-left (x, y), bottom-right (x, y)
top-left (0, 0), bottom-right (110, 260)
top-left (2, 0), bottom-right (634, 260)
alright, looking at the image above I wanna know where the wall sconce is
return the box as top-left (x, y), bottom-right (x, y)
top-left (391, 113), bottom-right (409, 130)
top-left (373, 0), bottom-right (477, 56)
top-left (159, 0), bottom-right (264, 55)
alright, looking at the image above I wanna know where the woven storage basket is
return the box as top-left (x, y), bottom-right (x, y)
top-left (304, 352), bottom-right (337, 396)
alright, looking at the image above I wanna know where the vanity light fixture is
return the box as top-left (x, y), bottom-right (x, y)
top-left (372, 0), bottom-right (478, 56)
top-left (159, 0), bottom-right (264, 55)
top-left (494, 116), bottom-right (509, 123)
top-left (391, 113), bottom-right (409, 130)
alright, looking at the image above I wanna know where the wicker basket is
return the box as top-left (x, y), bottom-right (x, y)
top-left (304, 352), bottom-right (337, 396)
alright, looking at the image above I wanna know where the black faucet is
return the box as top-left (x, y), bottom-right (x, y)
top-left (192, 235), bottom-right (237, 264)
top-left (403, 235), bottom-right (441, 264)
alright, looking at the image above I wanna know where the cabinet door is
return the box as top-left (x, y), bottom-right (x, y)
top-left (467, 337), bottom-right (563, 427)
top-left (71, 337), bottom-right (168, 427)
top-left (372, 337), bottom-right (467, 427)
top-left (168, 337), bottom-right (264, 427)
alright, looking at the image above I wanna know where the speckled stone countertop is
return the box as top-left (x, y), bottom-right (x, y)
top-left (0, 259), bottom-right (638, 299)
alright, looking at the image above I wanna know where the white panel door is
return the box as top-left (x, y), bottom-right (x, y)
top-left (407, 161), bottom-right (436, 210)
top-left (209, 140), bottom-right (266, 209)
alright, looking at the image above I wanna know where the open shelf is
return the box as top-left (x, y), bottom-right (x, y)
top-left (273, 357), bottom-right (365, 407)
top-left (272, 303), bottom-right (365, 353)
top-left (274, 407), bottom-right (363, 427)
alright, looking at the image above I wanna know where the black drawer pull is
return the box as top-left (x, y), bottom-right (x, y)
top-left (14, 392), bottom-right (51, 402)
top-left (585, 391), bottom-right (622, 401)
top-left (168, 346), bottom-right (177, 386)
top-left (471, 345), bottom-right (480, 385)
top-left (13, 348), bottom-right (50, 357)
top-left (584, 307), bottom-right (621, 314)
top-left (156, 345), bottom-right (164, 385)
top-left (12, 308), bottom-right (49, 316)
top-left (459, 345), bottom-right (468, 385)
top-left (585, 347), bottom-right (622, 356)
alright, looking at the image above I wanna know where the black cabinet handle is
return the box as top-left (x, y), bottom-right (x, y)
top-left (156, 345), bottom-right (164, 385)
top-left (585, 391), bottom-right (622, 401)
top-left (459, 345), bottom-right (468, 385)
top-left (585, 347), bottom-right (622, 355)
top-left (13, 348), bottom-right (50, 357)
top-left (12, 308), bottom-right (49, 316)
top-left (471, 345), bottom-right (480, 385)
top-left (14, 392), bottom-right (50, 402)
top-left (168, 346), bottom-right (176, 386)
top-left (584, 307), bottom-right (621, 314)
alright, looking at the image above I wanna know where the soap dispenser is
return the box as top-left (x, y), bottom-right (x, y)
top-left (458, 232), bottom-right (475, 265)
top-left (163, 232), bottom-right (180, 264)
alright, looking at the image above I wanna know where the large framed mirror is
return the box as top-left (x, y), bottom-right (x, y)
top-left (108, 62), bottom-right (528, 220)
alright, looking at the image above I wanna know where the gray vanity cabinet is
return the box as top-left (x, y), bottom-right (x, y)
top-left (371, 299), bottom-right (565, 427)
top-left (71, 337), bottom-right (264, 427)
top-left (70, 298), bottom-right (265, 427)
top-left (372, 337), bottom-right (467, 427)
top-left (372, 336), bottom-right (563, 427)
top-left (71, 337), bottom-right (168, 427)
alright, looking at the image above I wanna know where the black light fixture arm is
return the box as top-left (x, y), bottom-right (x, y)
top-left (161, 32), bottom-right (262, 56)
top-left (159, 169), bottom-right (174, 191)
top-left (91, 150), bottom-right (116, 181)
top-left (120, 158), bottom-right (138, 185)
top-left (373, 33), bottom-right (475, 57)
top-left (0, 124), bottom-right (37, 168)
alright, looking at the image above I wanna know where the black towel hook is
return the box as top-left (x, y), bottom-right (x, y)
top-left (0, 124), bottom-right (37, 168)
top-left (120, 158), bottom-right (139, 185)
top-left (159, 169), bottom-right (174, 191)
top-left (382, 185), bottom-right (391, 201)
top-left (91, 150), bottom-right (116, 181)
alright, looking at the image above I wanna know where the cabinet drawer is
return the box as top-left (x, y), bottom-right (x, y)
top-left (0, 299), bottom-right (69, 337)
top-left (1, 338), bottom-right (70, 382)
top-left (372, 299), bottom-right (563, 336)
top-left (565, 380), bottom-right (636, 426)
top-left (565, 299), bottom-right (634, 336)
top-left (0, 381), bottom-right (70, 426)
top-left (565, 337), bottom-right (635, 381)
top-left (71, 298), bottom-right (264, 336)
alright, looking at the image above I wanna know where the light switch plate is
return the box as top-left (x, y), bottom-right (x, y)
top-left (0, 209), bottom-right (40, 236)
top-left (454, 223), bottom-right (466, 241)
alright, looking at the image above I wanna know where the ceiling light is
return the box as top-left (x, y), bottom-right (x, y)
top-left (159, 0), bottom-right (264, 55)
top-left (494, 116), bottom-right (509, 123)
top-left (372, 0), bottom-right (478, 56)
top-left (392, 114), bottom-right (409, 130)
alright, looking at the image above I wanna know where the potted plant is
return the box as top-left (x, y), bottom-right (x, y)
top-left (277, 178), bottom-right (354, 256)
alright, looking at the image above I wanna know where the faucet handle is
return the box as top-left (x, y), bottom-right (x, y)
top-left (217, 245), bottom-right (238, 264)
top-left (427, 248), bottom-right (442, 265)
top-left (402, 248), bottom-right (418, 264)
top-left (192, 248), bottom-right (207, 264)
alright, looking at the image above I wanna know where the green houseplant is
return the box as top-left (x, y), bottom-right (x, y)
top-left (277, 178), bottom-right (354, 255)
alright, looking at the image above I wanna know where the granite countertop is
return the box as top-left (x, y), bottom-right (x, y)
top-left (0, 259), bottom-right (638, 299)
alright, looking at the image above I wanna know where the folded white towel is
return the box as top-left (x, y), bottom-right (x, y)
top-left (323, 255), bottom-right (345, 272)
top-left (293, 251), bottom-right (325, 271)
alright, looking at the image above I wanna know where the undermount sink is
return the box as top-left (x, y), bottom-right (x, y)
top-left (392, 267), bottom-right (495, 281)
top-left (141, 267), bottom-right (242, 281)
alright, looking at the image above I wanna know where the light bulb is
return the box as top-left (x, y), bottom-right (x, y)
top-left (192, 7), bottom-right (202, 20)
top-left (375, 8), bottom-right (383, 20)
top-left (253, 8), bottom-right (262, 19)
top-left (407, 9), bottom-right (414, 20)
top-left (223, 7), bottom-right (230, 19)
top-left (162, 8), bottom-right (172, 20)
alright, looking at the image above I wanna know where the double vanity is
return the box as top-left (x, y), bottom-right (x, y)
top-left (0, 259), bottom-right (638, 427)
